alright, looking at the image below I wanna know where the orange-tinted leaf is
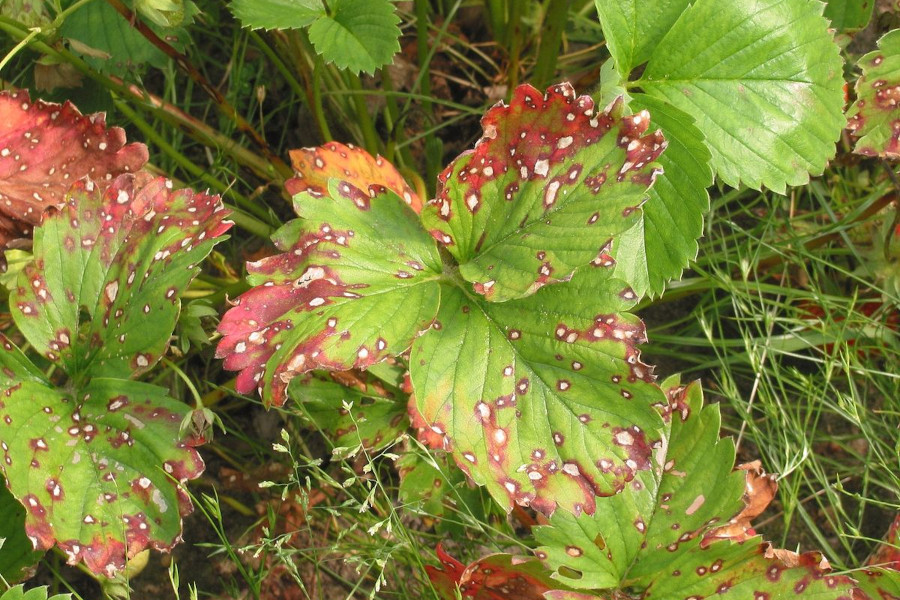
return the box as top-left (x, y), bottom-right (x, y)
top-left (285, 142), bottom-right (421, 213)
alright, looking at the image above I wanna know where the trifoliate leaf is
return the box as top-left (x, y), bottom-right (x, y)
top-left (286, 141), bottom-right (421, 213)
top-left (421, 83), bottom-right (666, 303)
top-left (535, 381), bottom-right (856, 600)
top-left (306, 0), bottom-right (401, 74)
top-left (229, 0), bottom-right (324, 30)
top-left (593, 0), bottom-right (693, 75)
top-left (11, 175), bottom-right (232, 381)
top-left (217, 168), bottom-right (442, 408)
top-left (0, 479), bottom-right (43, 583)
top-left (847, 29), bottom-right (900, 159)
top-left (824, 0), bottom-right (875, 31)
top-left (0, 339), bottom-right (204, 577)
top-left (638, 0), bottom-right (845, 193)
top-left (410, 266), bottom-right (666, 515)
top-left (612, 95), bottom-right (711, 298)
top-left (0, 90), bottom-right (148, 263)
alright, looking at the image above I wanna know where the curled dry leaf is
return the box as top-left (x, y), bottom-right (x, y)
top-left (704, 460), bottom-right (778, 545)
top-left (426, 544), bottom-right (560, 600)
top-left (0, 90), bottom-right (148, 263)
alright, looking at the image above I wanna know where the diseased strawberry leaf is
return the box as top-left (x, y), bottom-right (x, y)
top-left (612, 95), bottom-right (711, 298)
top-left (0, 90), bottom-right (148, 262)
top-left (217, 177), bottom-right (442, 408)
top-left (291, 371), bottom-right (408, 454)
top-left (847, 30), bottom-right (900, 159)
top-left (421, 83), bottom-right (665, 302)
top-left (0, 478), bottom-right (43, 583)
top-left (534, 378), bottom-right (856, 599)
top-left (0, 173), bottom-right (230, 576)
top-left (426, 544), bottom-right (563, 600)
top-left (11, 175), bottom-right (232, 381)
top-left (0, 336), bottom-right (203, 577)
top-left (637, 0), bottom-right (845, 193)
top-left (410, 265), bottom-right (666, 515)
top-left (852, 514), bottom-right (900, 600)
top-left (397, 448), bottom-right (486, 533)
top-left (286, 141), bottom-right (422, 214)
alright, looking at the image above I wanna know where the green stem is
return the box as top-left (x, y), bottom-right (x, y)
top-left (345, 72), bottom-right (380, 154)
top-left (532, 0), bottom-right (571, 88)
top-left (0, 26), bottom-right (40, 73)
top-left (111, 99), bottom-right (275, 239)
top-left (162, 357), bottom-right (203, 408)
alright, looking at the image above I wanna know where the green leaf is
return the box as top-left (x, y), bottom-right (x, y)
top-left (60, 0), bottom-right (190, 71)
top-left (421, 83), bottom-right (666, 302)
top-left (593, 0), bottom-right (693, 74)
top-left (397, 449), bottom-right (486, 532)
top-left (410, 266), bottom-right (666, 515)
top-left (217, 176), bottom-right (442, 408)
top-left (11, 176), bottom-right (232, 382)
top-left (612, 95), bottom-right (712, 297)
top-left (0, 480), bottom-right (43, 583)
top-left (0, 339), bottom-right (203, 577)
top-left (638, 0), bottom-right (845, 193)
top-left (0, 586), bottom-right (71, 600)
top-left (824, 0), bottom-right (874, 31)
top-left (306, 0), bottom-right (401, 74)
top-left (535, 381), bottom-right (856, 599)
top-left (847, 29), bottom-right (900, 159)
top-left (229, 0), bottom-right (324, 29)
top-left (291, 372), bottom-right (408, 453)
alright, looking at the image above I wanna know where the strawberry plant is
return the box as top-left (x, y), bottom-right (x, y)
top-left (0, 91), bottom-right (232, 579)
top-left (0, 0), bottom-right (897, 598)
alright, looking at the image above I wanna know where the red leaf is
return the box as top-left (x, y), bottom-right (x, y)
top-left (285, 142), bottom-right (421, 213)
top-left (427, 544), bottom-right (558, 600)
top-left (0, 90), bottom-right (148, 262)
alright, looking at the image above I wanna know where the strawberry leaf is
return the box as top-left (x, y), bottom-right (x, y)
top-left (612, 95), bottom-right (711, 297)
top-left (852, 514), bottom-right (900, 600)
top-left (286, 141), bottom-right (421, 213)
top-left (847, 30), bottom-right (900, 159)
top-left (229, 0), bottom-right (324, 29)
top-left (0, 586), bottom-right (71, 600)
top-left (306, 0), bottom-right (401, 74)
top-left (421, 83), bottom-right (665, 302)
top-left (217, 178), bottom-right (442, 408)
top-left (0, 90), bottom-right (148, 261)
top-left (410, 266), bottom-right (666, 515)
top-left (593, 0), bottom-right (693, 75)
top-left (0, 479), bottom-right (43, 583)
top-left (11, 175), bottom-right (231, 381)
top-left (637, 0), bottom-right (845, 193)
top-left (534, 379), bottom-right (856, 599)
top-left (0, 337), bottom-right (203, 577)
top-left (824, 0), bottom-right (875, 31)
top-left (291, 372), bottom-right (408, 453)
